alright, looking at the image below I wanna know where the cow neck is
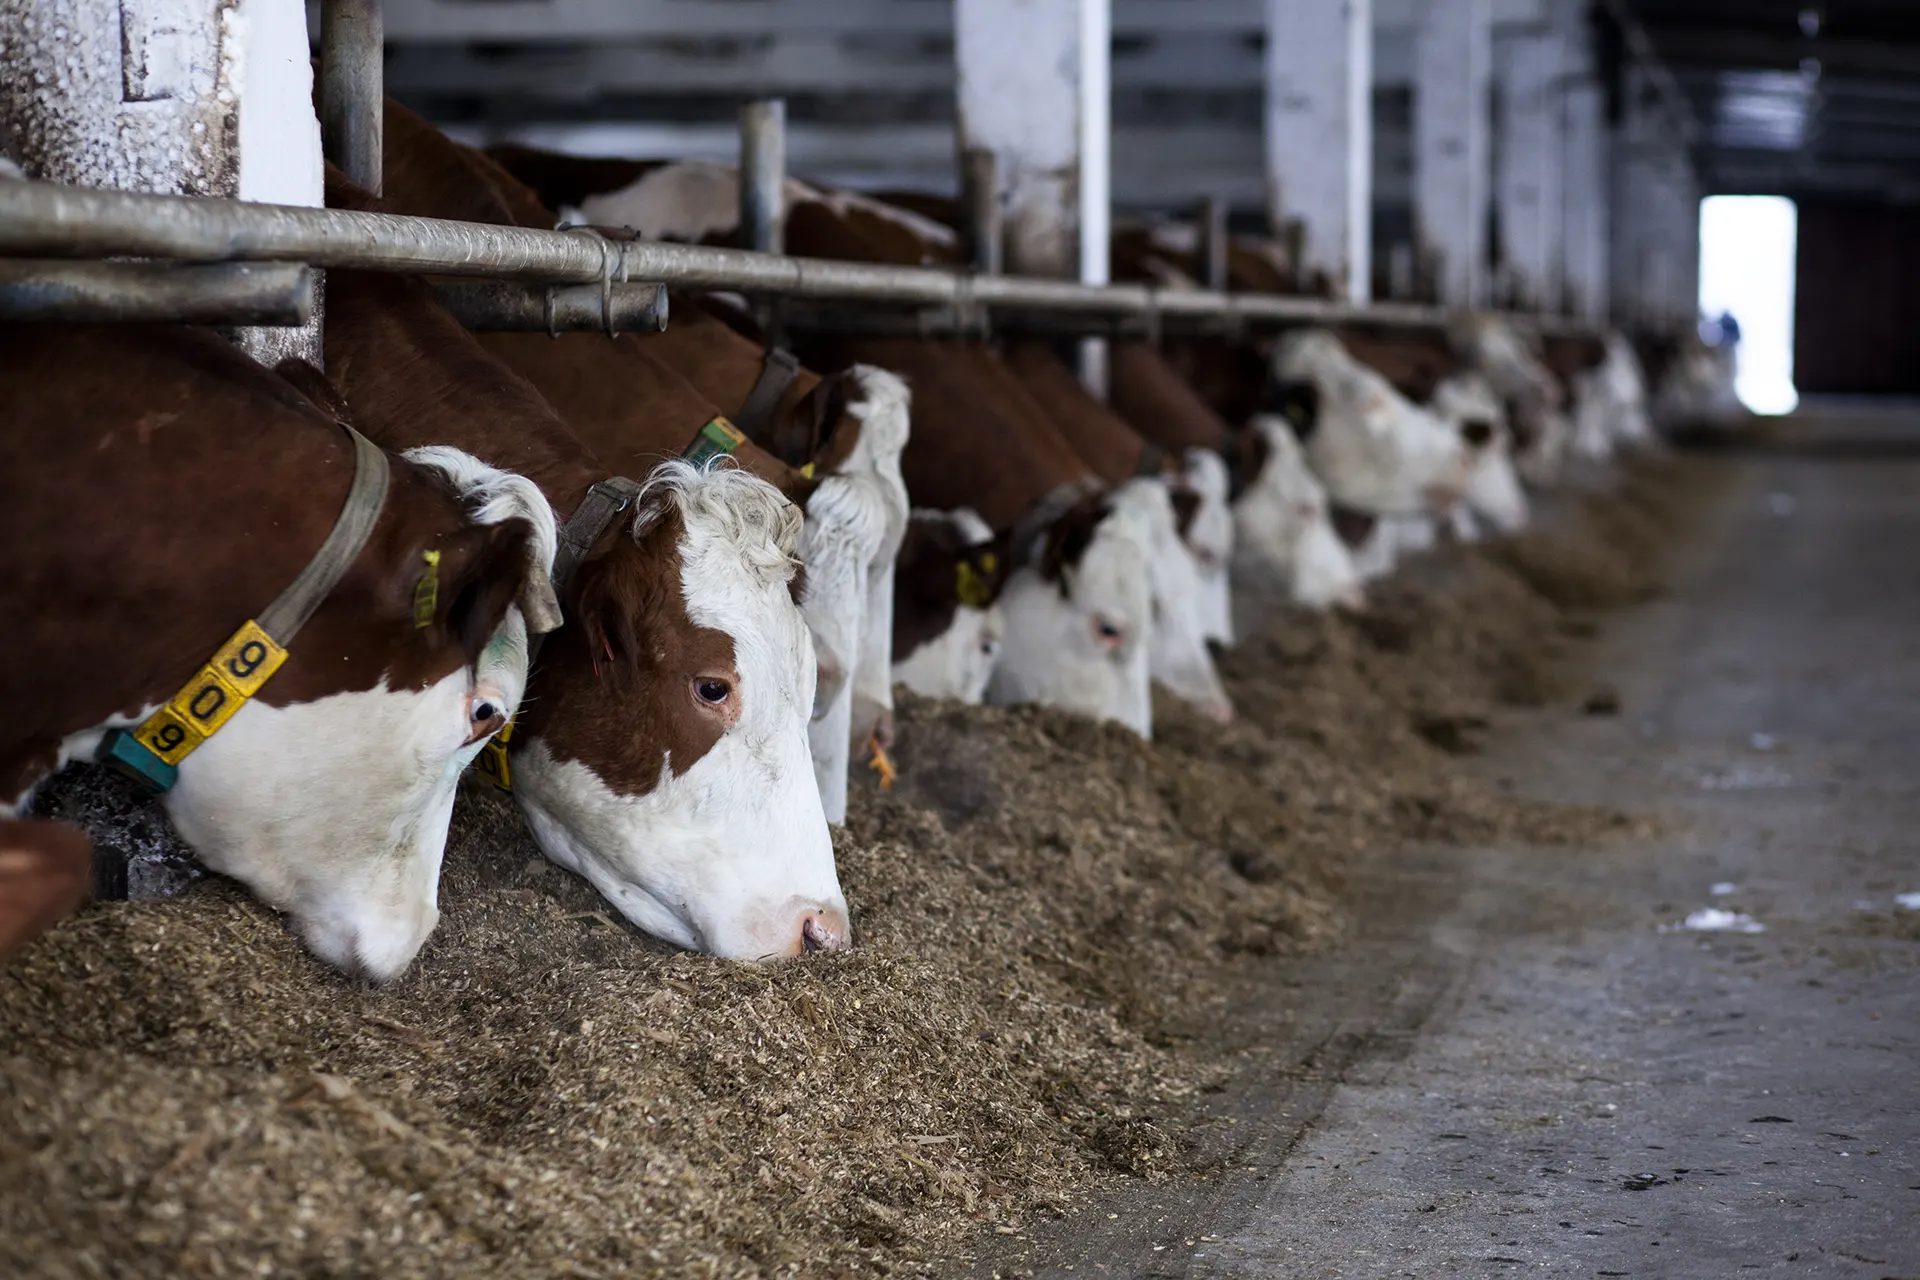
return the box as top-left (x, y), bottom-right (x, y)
top-left (1108, 342), bottom-right (1234, 453)
top-left (829, 337), bottom-right (1092, 534)
top-left (99, 422), bottom-right (392, 792)
top-left (640, 303), bottom-right (832, 457)
top-left (322, 268), bottom-right (606, 521)
top-left (477, 329), bottom-right (811, 502)
top-left (1003, 342), bottom-right (1154, 486)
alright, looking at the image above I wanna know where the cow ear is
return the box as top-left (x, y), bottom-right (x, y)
top-left (416, 518), bottom-right (539, 672)
top-left (1038, 495), bottom-right (1106, 588)
top-left (273, 358), bottom-right (356, 428)
top-left (1168, 486), bottom-right (1203, 537)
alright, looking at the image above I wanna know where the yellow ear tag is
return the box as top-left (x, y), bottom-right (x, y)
top-left (954, 558), bottom-right (994, 610)
top-left (1285, 398), bottom-right (1311, 429)
top-left (799, 462), bottom-right (817, 480)
top-left (413, 549), bottom-right (441, 629)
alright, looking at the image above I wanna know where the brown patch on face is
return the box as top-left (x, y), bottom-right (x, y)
top-left (1168, 486), bottom-right (1204, 538)
top-left (1328, 502), bottom-right (1380, 551)
top-left (514, 503), bottom-right (740, 795)
top-left (893, 516), bottom-right (1013, 663)
top-left (1037, 493), bottom-right (1113, 590)
top-left (1227, 425), bottom-right (1272, 504)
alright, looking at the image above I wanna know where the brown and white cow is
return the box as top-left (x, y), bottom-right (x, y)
top-left (2, 323), bottom-right (551, 978)
top-left (391, 104), bottom-right (908, 825)
top-left (889, 508), bottom-right (1011, 705)
top-left (323, 180), bottom-right (844, 960)
top-left (1003, 341), bottom-right (1234, 722)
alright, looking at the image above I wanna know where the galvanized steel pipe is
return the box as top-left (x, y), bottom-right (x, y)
top-left (0, 179), bottom-right (1594, 336)
top-left (0, 261), bottom-right (314, 325)
top-left (322, 0), bottom-right (385, 193)
top-left (432, 280), bottom-right (669, 334)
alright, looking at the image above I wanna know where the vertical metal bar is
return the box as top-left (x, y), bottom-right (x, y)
top-left (1196, 196), bottom-right (1229, 291)
top-left (321, 0), bottom-right (384, 194)
top-left (739, 99), bottom-right (787, 256)
top-left (962, 148), bottom-right (1003, 276)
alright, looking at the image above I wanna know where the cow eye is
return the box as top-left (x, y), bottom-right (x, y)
top-left (1092, 617), bottom-right (1125, 650)
top-left (693, 677), bottom-right (732, 705)
top-left (464, 695), bottom-right (506, 746)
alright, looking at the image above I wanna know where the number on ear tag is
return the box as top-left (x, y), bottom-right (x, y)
top-left (474, 718), bottom-right (515, 791)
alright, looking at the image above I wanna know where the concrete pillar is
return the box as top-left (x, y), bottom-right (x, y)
top-left (1610, 65), bottom-right (1698, 333)
top-left (955, 0), bottom-right (1110, 389)
top-left (0, 0), bottom-right (323, 365)
top-left (1412, 0), bottom-right (1490, 307)
top-left (1263, 0), bottom-right (1373, 302)
top-left (1560, 78), bottom-right (1609, 323)
top-left (1493, 27), bottom-right (1564, 311)
top-left (954, 0), bottom-right (1110, 284)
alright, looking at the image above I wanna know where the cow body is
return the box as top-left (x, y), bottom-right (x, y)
top-left (2, 323), bottom-right (549, 978)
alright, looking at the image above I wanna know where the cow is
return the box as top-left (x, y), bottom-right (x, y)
top-left (320, 190), bottom-right (846, 961)
top-left (890, 509), bottom-right (1010, 705)
top-left (1002, 341), bottom-right (1235, 722)
top-left (0, 819), bottom-right (91, 963)
top-left (1450, 314), bottom-right (1574, 485)
top-left (383, 102), bottom-right (908, 824)
top-left (2, 322), bottom-right (553, 979)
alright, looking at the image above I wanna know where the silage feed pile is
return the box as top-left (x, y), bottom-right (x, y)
top-left (0, 455), bottom-right (1703, 1278)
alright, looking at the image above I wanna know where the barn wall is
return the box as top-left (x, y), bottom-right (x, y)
top-left (1794, 201), bottom-right (1920, 396)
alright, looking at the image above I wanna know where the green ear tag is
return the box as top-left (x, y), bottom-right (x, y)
top-left (413, 550), bottom-right (441, 629)
top-left (681, 416), bottom-right (747, 468)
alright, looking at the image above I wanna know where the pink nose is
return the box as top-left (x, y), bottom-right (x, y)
top-left (799, 907), bottom-right (852, 955)
top-left (1205, 701), bottom-right (1236, 726)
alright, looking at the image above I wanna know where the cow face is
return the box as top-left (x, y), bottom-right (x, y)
top-left (508, 463), bottom-right (846, 961)
top-left (797, 365), bottom-right (912, 825)
top-left (892, 508), bottom-right (1008, 705)
top-left (989, 495), bottom-right (1156, 737)
top-left (1176, 449), bottom-right (1236, 646)
top-left (1274, 329), bottom-right (1475, 518)
top-left (163, 452), bottom-right (555, 980)
top-left (1123, 479), bottom-right (1234, 724)
top-left (1231, 416), bottom-right (1366, 610)
top-left (1431, 372), bottom-right (1530, 534)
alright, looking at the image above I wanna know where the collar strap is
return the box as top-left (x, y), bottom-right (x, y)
top-left (551, 477), bottom-right (642, 596)
top-left (733, 348), bottom-right (802, 439)
top-left (99, 424), bottom-right (392, 793)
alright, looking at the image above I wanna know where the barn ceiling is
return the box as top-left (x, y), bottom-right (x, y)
top-left (1621, 0), bottom-right (1920, 201)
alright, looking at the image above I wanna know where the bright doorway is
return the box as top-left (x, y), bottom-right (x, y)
top-left (1698, 195), bottom-right (1799, 415)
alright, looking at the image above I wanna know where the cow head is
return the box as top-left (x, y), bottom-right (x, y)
top-left (1273, 329), bottom-right (1475, 518)
top-left (1232, 416), bottom-right (1366, 610)
top-left (989, 492), bottom-right (1156, 737)
top-left (1173, 448), bottom-right (1235, 646)
top-left (797, 364), bottom-right (912, 824)
top-left (1430, 371), bottom-right (1530, 534)
top-left (892, 507), bottom-right (1010, 704)
top-left (505, 462), bottom-right (845, 960)
top-left (163, 451), bottom-right (555, 980)
top-left (1125, 479), bottom-right (1235, 724)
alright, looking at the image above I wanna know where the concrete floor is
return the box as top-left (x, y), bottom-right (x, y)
top-left (978, 408), bottom-right (1920, 1279)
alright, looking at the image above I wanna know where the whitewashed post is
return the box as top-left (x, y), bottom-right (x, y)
top-left (0, 0), bottom-right (324, 364)
top-left (955, 0), bottom-right (1111, 391)
top-left (1610, 63), bottom-right (1697, 332)
top-left (1263, 0), bottom-right (1372, 302)
top-left (1560, 78), bottom-right (1609, 322)
top-left (1493, 27), bottom-right (1565, 311)
top-left (1413, 0), bottom-right (1490, 307)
